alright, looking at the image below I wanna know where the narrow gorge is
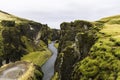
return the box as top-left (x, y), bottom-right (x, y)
top-left (0, 10), bottom-right (120, 80)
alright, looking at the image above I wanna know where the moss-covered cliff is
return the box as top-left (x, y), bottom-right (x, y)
top-left (72, 15), bottom-right (120, 80)
top-left (0, 10), bottom-right (120, 80)
top-left (1, 12), bottom-right (50, 63)
top-left (0, 10), bottom-right (53, 80)
top-left (53, 15), bottom-right (120, 80)
top-left (53, 20), bottom-right (99, 80)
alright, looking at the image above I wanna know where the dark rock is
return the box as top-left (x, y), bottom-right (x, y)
top-left (1, 20), bottom-right (15, 27)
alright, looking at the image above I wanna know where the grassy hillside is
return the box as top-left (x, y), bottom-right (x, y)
top-left (22, 40), bottom-right (52, 66)
top-left (0, 10), bottom-right (53, 80)
top-left (0, 10), bottom-right (30, 24)
top-left (72, 15), bottom-right (120, 80)
top-left (0, 10), bottom-right (52, 66)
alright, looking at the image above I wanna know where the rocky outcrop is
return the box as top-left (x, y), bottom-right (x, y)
top-left (1, 10), bottom-right (120, 80)
top-left (53, 15), bottom-right (120, 80)
top-left (0, 61), bottom-right (43, 80)
top-left (0, 21), bottom-right (51, 64)
top-left (1, 20), bottom-right (15, 27)
top-left (53, 20), bottom-right (99, 80)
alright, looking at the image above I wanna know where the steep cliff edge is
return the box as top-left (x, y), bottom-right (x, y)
top-left (72, 15), bottom-right (120, 80)
top-left (0, 10), bottom-right (53, 80)
top-left (53, 15), bottom-right (120, 80)
top-left (53, 20), bottom-right (99, 80)
top-left (0, 10), bottom-right (120, 80)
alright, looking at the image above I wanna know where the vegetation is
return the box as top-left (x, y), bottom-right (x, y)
top-left (71, 16), bottom-right (120, 80)
top-left (22, 50), bottom-right (51, 66)
top-left (54, 42), bottom-right (59, 48)
top-left (0, 10), bottom-right (53, 80)
top-left (1, 10), bottom-right (120, 80)
top-left (51, 72), bottom-right (59, 80)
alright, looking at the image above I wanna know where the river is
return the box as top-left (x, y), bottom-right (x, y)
top-left (41, 41), bottom-right (58, 80)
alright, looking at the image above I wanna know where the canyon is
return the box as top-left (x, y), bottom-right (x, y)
top-left (0, 10), bottom-right (120, 80)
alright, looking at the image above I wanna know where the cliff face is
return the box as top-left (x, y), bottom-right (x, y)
top-left (0, 10), bottom-right (120, 80)
top-left (0, 10), bottom-right (53, 80)
top-left (53, 15), bottom-right (120, 80)
top-left (0, 20), bottom-right (51, 64)
top-left (53, 20), bottom-right (99, 80)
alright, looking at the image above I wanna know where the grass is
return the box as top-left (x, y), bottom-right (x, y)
top-left (51, 72), bottom-right (59, 80)
top-left (21, 36), bottom-right (34, 52)
top-left (0, 10), bottom-right (52, 80)
top-left (100, 24), bottom-right (120, 36)
top-left (72, 16), bottom-right (120, 79)
top-left (99, 15), bottom-right (120, 23)
top-left (21, 49), bottom-right (52, 67)
top-left (54, 43), bottom-right (59, 48)
top-left (48, 39), bottom-right (52, 44)
top-left (0, 10), bottom-right (32, 24)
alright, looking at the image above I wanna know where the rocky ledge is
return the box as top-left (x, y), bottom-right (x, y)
top-left (0, 61), bottom-right (43, 80)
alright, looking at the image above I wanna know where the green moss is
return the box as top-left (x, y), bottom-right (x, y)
top-left (51, 72), bottom-right (59, 80)
top-left (79, 57), bottom-right (99, 77)
top-left (21, 36), bottom-right (34, 52)
top-left (34, 69), bottom-right (43, 79)
top-left (113, 47), bottom-right (120, 58)
top-left (21, 49), bottom-right (51, 66)
top-left (71, 19), bottom-right (120, 79)
top-left (54, 43), bottom-right (59, 48)
top-left (48, 39), bottom-right (51, 44)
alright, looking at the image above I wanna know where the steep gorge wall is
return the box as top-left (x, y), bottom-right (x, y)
top-left (53, 20), bottom-right (99, 80)
top-left (0, 20), bottom-right (52, 66)
top-left (53, 15), bottom-right (120, 80)
top-left (71, 17), bottom-right (120, 80)
top-left (0, 20), bottom-right (54, 80)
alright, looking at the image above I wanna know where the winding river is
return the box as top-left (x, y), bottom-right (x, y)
top-left (42, 41), bottom-right (58, 80)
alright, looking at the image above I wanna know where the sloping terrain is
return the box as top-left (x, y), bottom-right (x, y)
top-left (0, 10), bottom-right (120, 80)
top-left (52, 15), bottom-right (120, 80)
top-left (0, 10), bottom-right (53, 80)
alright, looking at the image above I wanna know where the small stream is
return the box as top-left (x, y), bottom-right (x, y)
top-left (41, 41), bottom-right (58, 80)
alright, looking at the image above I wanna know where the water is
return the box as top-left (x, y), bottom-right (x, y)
top-left (42, 41), bottom-right (58, 80)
